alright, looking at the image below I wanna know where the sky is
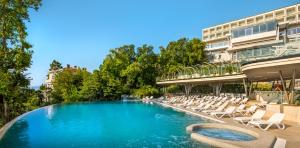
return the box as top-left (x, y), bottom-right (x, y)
top-left (27, 0), bottom-right (299, 87)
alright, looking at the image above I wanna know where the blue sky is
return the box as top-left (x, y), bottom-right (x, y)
top-left (27, 0), bottom-right (299, 87)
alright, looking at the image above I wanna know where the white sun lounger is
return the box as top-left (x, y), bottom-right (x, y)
top-left (247, 113), bottom-right (285, 131)
top-left (202, 101), bottom-right (229, 114)
top-left (233, 110), bottom-right (266, 125)
top-left (239, 98), bottom-right (248, 104)
top-left (210, 106), bottom-right (236, 118)
top-left (236, 105), bottom-right (257, 115)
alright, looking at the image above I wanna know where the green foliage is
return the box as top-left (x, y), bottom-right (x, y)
top-left (158, 38), bottom-right (207, 74)
top-left (79, 70), bottom-right (101, 100)
top-left (225, 65), bottom-right (233, 74)
top-left (292, 90), bottom-right (300, 105)
top-left (49, 39), bottom-right (206, 100)
top-left (165, 85), bottom-right (183, 93)
top-left (50, 60), bottom-right (62, 70)
top-left (99, 44), bottom-right (159, 99)
top-left (24, 97), bottom-right (40, 111)
top-left (255, 83), bottom-right (272, 91)
top-left (133, 85), bottom-right (159, 98)
top-left (51, 67), bottom-right (90, 102)
top-left (0, 0), bottom-right (42, 123)
top-left (221, 84), bottom-right (245, 93)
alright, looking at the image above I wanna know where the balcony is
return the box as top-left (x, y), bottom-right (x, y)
top-left (205, 41), bottom-right (229, 51)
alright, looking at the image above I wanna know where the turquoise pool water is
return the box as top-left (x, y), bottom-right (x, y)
top-left (197, 128), bottom-right (256, 141)
top-left (0, 101), bottom-right (208, 148)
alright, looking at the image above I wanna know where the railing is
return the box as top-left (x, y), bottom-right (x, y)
top-left (238, 37), bottom-right (300, 63)
top-left (253, 91), bottom-right (286, 104)
top-left (157, 38), bottom-right (300, 82)
top-left (157, 62), bottom-right (242, 82)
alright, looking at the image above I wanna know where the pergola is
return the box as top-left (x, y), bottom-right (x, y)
top-left (157, 62), bottom-right (243, 96)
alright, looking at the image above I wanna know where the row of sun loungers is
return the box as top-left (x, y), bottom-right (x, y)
top-left (157, 95), bottom-right (285, 131)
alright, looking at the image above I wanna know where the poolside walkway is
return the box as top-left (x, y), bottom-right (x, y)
top-left (152, 100), bottom-right (300, 148)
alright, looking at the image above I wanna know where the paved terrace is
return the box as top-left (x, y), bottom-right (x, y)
top-left (152, 100), bottom-right (300, 148)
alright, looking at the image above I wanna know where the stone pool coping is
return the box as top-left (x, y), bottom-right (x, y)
top-left (186, 123), bottom-right (275, 148)
top-left (0, 104), bottom-right (55, 140)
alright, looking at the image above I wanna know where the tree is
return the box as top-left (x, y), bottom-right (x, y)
top-left (80, 70), bottom-right (101, 100)
top-left (99, 45), bottom-right (136, 98)
top-left (0, 0), bottom-right (42, 123)
top-left (50, 60), bottom-right (62, 70)
top-left (96, 44), bottom-right (161, 99)
top-left (50, 66), bottom-right (103, 102)
top-left (158, 38), bottom-right (206, 74)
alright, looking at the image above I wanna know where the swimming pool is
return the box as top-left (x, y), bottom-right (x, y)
top-left (0, 101), bottom-right (209, 148)
top-left (197, 128), bottom-right (256, 141)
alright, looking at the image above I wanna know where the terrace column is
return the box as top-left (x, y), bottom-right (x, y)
top-left (184, 84), bottom-right (193, 98)
top-left (279, 70), bottom-right (289, 103)
top-left (214, 83), bottom-right (222, 96)
top-left (289, 68), bottom-right (296, 103)
top-left (243, 78), bottom-right (250, 97)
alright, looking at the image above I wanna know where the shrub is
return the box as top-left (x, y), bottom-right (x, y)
top-left (133, 85), bottom-right (159, 98)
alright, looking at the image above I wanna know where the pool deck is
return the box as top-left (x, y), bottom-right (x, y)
top-left (152, 100), bottom-right (300, 148)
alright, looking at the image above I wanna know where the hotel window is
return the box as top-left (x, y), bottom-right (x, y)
top-left (261, 47), bottom-right (273, 56)
top-left (233, 30), bottom-right (238, 38)
top-left (246, 50), bottom-right (253, 57)
top-left (245, 28), bottom-right (253, 35)
top-left (231, 20), bottom-right (277, 38)
top-left (238, 29), bottom-right (245, 37)
top-left (254, 48), bottom-right (261, 56)
top-left (259, 24), bottom-right (267, 32)
top-left (253, 25), bottom-right (260, 34)
top-left (287, 27), bottom-right (300, 35)
top-left (267, 21), bottom-right (276, 31)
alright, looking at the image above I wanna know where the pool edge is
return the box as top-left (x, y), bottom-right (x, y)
top-left (152, 101), bottom-right (225, 123)
top-left (186, 123), bottom-right (276, 148)
top-left (0, 104), bottom-right (55, 140)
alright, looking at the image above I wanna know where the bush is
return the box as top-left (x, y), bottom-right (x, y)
top-left (165, 85), bottom-right (184, 93)
top-left (23, 97), bottom-right (41, 111)
top-left (133, 85), bottom-right (159, 98)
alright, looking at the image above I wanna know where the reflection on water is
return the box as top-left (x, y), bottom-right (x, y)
top-left (46, 106), bottom-right (54, 119)
top-left (0, 120), bottom-right (30, 147)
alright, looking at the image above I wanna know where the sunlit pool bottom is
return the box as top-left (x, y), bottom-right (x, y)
top-left (197, 128), bottom-right (256, 141)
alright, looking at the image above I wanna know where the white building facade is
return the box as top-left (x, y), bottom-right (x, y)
top-left (202, 4), bottom-right (300, 63)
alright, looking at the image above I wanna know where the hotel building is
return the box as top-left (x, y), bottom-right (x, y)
top-left (157, 4), bottom-right (300, 98)
top-left (202, 4), bottom-right (300, 63)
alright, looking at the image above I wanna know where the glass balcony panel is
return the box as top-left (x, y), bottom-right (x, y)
top-left (267, 21), bottom-right (276, 31)
top-left (259, 24), bottom-right (267, 32)
top-left (253, 25), bottom-right (260, 34)
top-left (245, 28), bottom-right (253, 35)
top-left (238, 29), bottom-right (245, 37)
top-left (254, 48), bottom-right (261, 56)
top-left (231, 20), bottom-right (277, 38)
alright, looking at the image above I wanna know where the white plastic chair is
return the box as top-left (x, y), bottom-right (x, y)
top-left (247, 113), bottom-right (285, 131)
top-left (210, 106), bottom-right (236, 118)
top-left (233, 110), bottom-right (266, 125)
